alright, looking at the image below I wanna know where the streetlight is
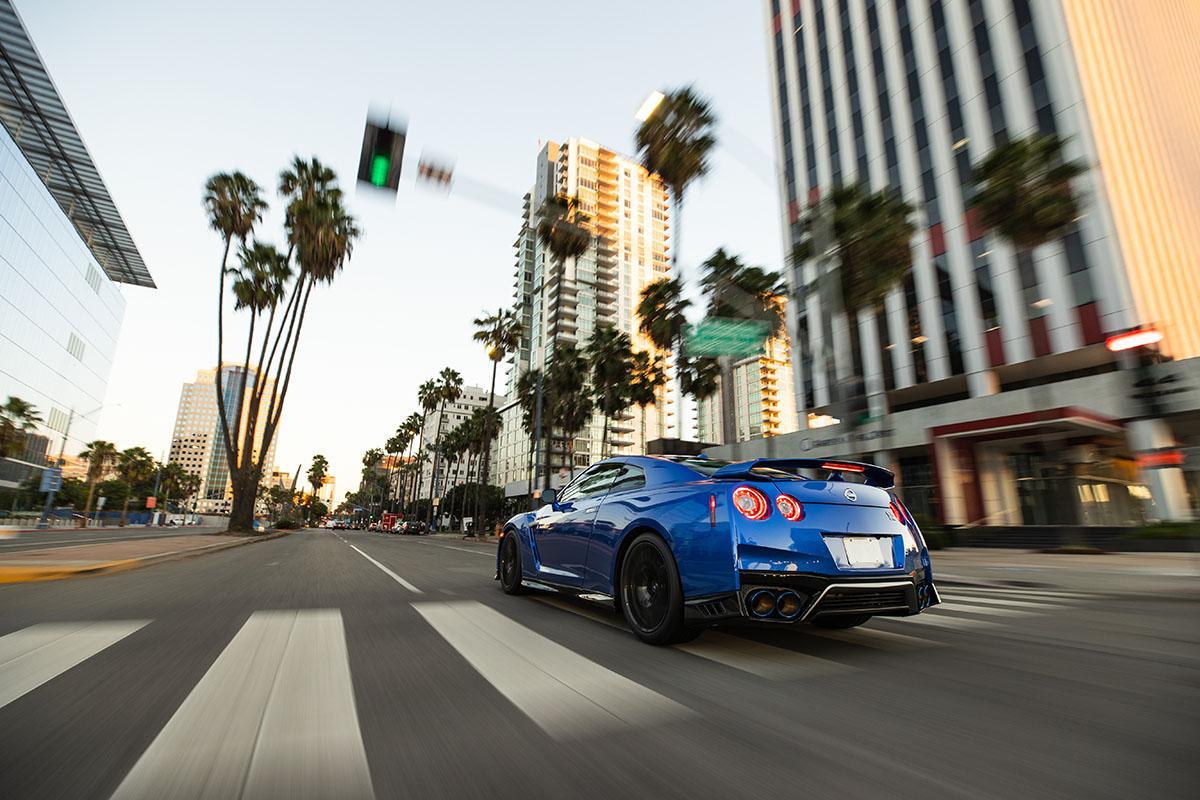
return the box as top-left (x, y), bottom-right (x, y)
top-left (635, 91), bottom-right (666, 122)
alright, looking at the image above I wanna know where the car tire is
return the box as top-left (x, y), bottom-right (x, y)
top-left (810, 614), bottom-right (872, 630)
top-left (618, 533), bottom-right (695, 645)
top-left (498, 532), bottom-right (527, 595)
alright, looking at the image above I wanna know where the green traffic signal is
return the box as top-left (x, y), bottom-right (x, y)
top-left (370, 154), bottom-right (390, 187)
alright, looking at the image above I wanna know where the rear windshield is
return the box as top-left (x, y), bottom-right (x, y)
top-left (676, 458), bottom-right (731, 476)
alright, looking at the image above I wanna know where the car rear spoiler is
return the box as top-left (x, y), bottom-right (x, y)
top-left (711, 458), bottom-right (895, 489)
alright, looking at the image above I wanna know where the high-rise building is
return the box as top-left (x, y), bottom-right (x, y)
top-left (727, 0), bottom-right (1199, 523)
top-left (420, 386), bottom-right (503, 501)
top-left (0, 1), bottom-right (154, 488)
top-left (698, 336), bottom-right (800, 445)
top-left (168, 366), bottom-right (278, 515)
top-left (495, 138), bottom-right (676, 493)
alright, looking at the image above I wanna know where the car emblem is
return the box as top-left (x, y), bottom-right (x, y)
top-left (844, 488), bottom-right (857, 502)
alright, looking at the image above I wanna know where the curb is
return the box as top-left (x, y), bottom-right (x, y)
top-left (0, 531), bottom-right (290, 584)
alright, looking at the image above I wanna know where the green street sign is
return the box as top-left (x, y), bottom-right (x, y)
top-left (685, 318), bottom-right (771, 358)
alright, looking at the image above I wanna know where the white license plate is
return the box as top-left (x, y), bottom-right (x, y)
top-left (843, 536), bottom-right (887, 567)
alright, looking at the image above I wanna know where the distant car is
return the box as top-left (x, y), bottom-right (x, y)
top-left (402, 520), bottom-right (426, 535)
top-left (497, 456), bottom-right (939, 645)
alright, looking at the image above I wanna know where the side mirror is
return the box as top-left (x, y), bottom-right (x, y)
top-left (539, 488), bottom-right (557, 508)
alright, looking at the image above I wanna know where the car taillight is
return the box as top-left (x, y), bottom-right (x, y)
top-left (888, 500), bottom-right (906, 524)
top-left (775, 493), bottom-right (805, 521)
top-left (732, 485), bottom-right (770, 520)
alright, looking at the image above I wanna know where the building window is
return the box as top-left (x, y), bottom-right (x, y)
top-left (66, 332), bottom-right (85, 361)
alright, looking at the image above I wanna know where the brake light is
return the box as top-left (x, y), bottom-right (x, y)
top-left (709, 493), bottom-right (717, 527)
top-left (888, 500), bottom-right (906, 524)
top-left (775, 493), bottom-right (805, 521)
top-left (821, 462), bottom-right (865, 473)
top-left (732, 486), bottom-right (770, 520)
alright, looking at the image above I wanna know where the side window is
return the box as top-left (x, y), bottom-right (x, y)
top-left (558, 464), bottom-right (618, 504)
top-left (607, 464), bottom-right (645, 494)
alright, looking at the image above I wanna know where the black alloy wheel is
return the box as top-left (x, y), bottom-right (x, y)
top-left (618, 533), bottom-right (697, 645)
top-left (498, 532), bottom-right (526, 595)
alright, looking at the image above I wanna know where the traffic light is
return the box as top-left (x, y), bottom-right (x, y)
top-left (357, 118), bottom-right (406, 192)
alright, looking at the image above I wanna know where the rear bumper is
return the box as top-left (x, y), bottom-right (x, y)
top-left (683, 570), bottom-right (940, 625)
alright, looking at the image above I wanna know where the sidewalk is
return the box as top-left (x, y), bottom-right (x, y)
top-left (932, 548), bottom-right (1200, 597)
top-left (0, 531), bottom-right (287, 583)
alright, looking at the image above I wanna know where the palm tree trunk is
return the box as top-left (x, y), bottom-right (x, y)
top-left (474, 360), bottom-right (499, 535)
top-left (426, 402), bottom-right (446, 530)
top-left (213, 236), bottom-right (238, 494)
top-left (601, 416), bottom-right (610, 460)
top-left (120, 491), bottom-right (130, 527)
top-left (230, 311), bottom-right (256, 462)
top-left (81, 478), bottom-right (97, 529)
top-left (719, 356), bottom-right (736, 445)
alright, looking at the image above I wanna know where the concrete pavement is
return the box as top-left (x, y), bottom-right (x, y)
top-left (0, 528), bottom-right (1194, 798)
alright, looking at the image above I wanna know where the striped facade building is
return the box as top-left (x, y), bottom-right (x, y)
top-left (711, 0), bottom-right (1200, 525)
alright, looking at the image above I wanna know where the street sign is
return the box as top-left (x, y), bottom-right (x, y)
top-left (145, 496), bottom-right (157, 509)
top-left (39, 467), bottom-right (62, 493)
top-left (96, 496), bottom-right (107, 510)
top-left (685, 318), bottom-right (771, 358)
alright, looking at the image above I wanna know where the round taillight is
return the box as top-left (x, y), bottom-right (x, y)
top-left (732, 485), bottom-right (770, 520)
top-left (775, 494), bottom-right (805, 521)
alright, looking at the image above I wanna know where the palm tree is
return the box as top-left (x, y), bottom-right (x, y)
top-left (585, 325), bottom-right (635, 458)
top-left (634, 85), bottom-right (717, 276)
top-left (699, 248), bottom-right (787, 443)
top-left (547, 343), bottom-right (593, 479)
top-left (206, 158), bottom-right (360, 533)
top-left (427, 368), bottom-right (463, 529)
top-left (203, 172), bottom-right (266, 485)
top-left (0, 396), bottom-right (42, 458)
top-left (467, 405), bottom-right (502, 530)
top-left (637, 277), bottom-right (717, 436)
top-left (78, 440), bottom-right (117, 527)
top-left (629, 351), bottom-right (666, 449)
top-left (792, 184), bottom-right (915, 427)
top-left (971, 134), bottom-right (1086, 253)
top-left (536, 193), bottom-right (593, 263)
top-left (413, 380), bottom-right (440, 510)
top-left (398, 412), bottom-right (422, 511)
top-left (471, 307), bottom-right (523, 532)
top-left (361, 448), bottom-right (383, 519)
top-left (115, 447), bottom-right (155, 527)
top-left (516, 369), bottom-right (541, 499)
top-left (307, 454), bottom-right (329, 520)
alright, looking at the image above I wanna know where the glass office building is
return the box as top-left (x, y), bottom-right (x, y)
top-left (0, 0), bottom-right (153, 486)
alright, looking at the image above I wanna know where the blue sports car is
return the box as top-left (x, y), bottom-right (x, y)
top-left (497, 455), bottom-right (940, 644)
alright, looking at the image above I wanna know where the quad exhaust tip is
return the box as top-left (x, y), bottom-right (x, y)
top-left (745, 588), bottom-right (807, 620)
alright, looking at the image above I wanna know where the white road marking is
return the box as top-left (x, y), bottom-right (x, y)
top-left (0, 621), bottom-right (149, 709)
top-left (804, 625), bottom-right (944, 650)
top-left (414, 600), bottom-right (691, 740)
top-left (347, 544), bottom-right (422, 593)
top-left (897, 613), bottom-right (999, 631)
top-left (933, 603), bottom-right (1033, 618)
top-left (677, 632), bottom-right (846, 679)
top-left (534, 596), bottom-right (624, 629)
top-left (939, 594), bottom-right (1067, 610)
top-left (538, 596), bottom-right (852, 679)
top-left (946, 586), bottom-right (1094, 601)
top-left (111, 610), bottom-right (373, 800)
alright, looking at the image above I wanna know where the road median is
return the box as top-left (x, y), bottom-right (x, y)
top-left (0, 531), bottom-right (289, 584)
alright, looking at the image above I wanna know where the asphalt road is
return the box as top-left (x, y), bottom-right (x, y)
top-left (0, 525), bottom-right (216, 553)
top-left (0, 529), bottom-right (1195, 799)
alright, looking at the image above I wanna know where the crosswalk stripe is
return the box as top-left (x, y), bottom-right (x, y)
top-left (534, 596), bottom-right (624, 629)
top-left (111, 610), bottom-right (373, 800)
top-left (939, 594), bottom-right (1066, 610)
top-left (804, 625), bottom-right (944, 650)
top-left (895, 613), bottom-right (998, 631)
top-left (414, 600), bottom-right (691, 740)
top-left (946, 586), bottom-right (1093, 601)
top-left (0, 621), bottom-right (149, 710)
top-left (677, 632), bottom-right (846, 679)
top-left (934, 603), bottom-right (1033, 619)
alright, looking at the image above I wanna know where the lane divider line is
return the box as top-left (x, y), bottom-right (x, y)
top-left (346, 544), bottom-right (422, 593)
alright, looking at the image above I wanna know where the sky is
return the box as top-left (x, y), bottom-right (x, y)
top-left (17, 0), bottom-right (784, 497)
